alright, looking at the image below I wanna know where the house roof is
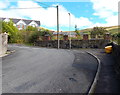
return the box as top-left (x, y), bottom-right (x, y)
top-left (35, 21), bottom-right (40, 26)
top-left (0, 17), bottom-right (40, 26)
top-left (0, 17), bottom-right (6, 20)
top-left (12, 18), bottom-right (20, 23)
top-left (23, 20), bottom-right (32, 25)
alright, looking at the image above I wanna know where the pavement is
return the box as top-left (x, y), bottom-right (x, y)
top-left (86, 49), bottom-right (120, 94)
top-left (0, 50), bottom-right (15, 58)
top-left (0, 54), bottom-right (7, 58)
top-left (2, 45), bottom-right (98, 93)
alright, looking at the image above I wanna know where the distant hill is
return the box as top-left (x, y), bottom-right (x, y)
top-left (105, 26), bottom-right (120, 34)
top-left (40, 25), bottom-right (120, 34)
top-left (78, 25), bottom-right (120, 34)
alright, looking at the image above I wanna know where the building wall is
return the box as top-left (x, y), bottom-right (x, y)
top-left (16, 20), bottom-right (27, 30)
top-left (4, 18), bottom-right (10, 22)
top-left (29, 21), bottom-right (38, 27)
top-left (0, 33), bottom-right (8, 55)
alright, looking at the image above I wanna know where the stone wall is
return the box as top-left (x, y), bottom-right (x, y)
top-left (109, 43), bottom-right (120, 77)
top-left (0, 33), bottom-right (8, 55)
top-left (34, 39), bottom-right (110, 49)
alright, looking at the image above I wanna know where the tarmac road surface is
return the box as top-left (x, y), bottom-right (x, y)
top-left (2, 45), bottom-right (98, 93)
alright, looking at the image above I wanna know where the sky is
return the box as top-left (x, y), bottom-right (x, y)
top-left (0, 0), bottom-right (119, 31)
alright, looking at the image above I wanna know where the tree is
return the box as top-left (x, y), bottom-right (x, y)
top-left (74, 25), bottom-right (81, 39)
top-left (74, 25), bottom-right (80, 35)
top-left (28, 31), bottom-right (42, 43)
top-left (1, 20), bottom-right (19, 43)
top-left (90, 27), bottom-right (108, 38)
top-left (40, 28), bottom-right (52, 37)
top-left (112, 32), bottom-right (120, 44)
top-left (26, 26), bottom-right (38, 32)
top-left (28, 28), bottom-right (53, 43)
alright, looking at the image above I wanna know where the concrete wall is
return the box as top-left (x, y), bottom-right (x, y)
top-left (34, 39), bottom-right (110, 49)
top-left (0, 33), bottom-right (8, 55)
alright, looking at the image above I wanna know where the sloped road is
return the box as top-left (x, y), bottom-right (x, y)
top-left (2, 45), bottom-right (98, 93)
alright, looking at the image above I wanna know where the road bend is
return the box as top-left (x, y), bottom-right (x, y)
top-left (2, 45), bottom-right (98, 93)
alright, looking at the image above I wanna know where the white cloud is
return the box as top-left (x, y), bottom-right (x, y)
top-left (1, 0), bottom-right (118, 30)
top-left (90, 0), bottom-right (119, 26)
top-left (93, 11), bottom-right (114, 18)
top-left (0, 1), bottom-right (93, 30)
top-left (105, 15), bottom-right (118, 26)
top-left (0, 1), bottom-right (10, 9)
top-left (72, 16), bottom-right (93, 27)
top-left (91, 0), bottom-right (119, 12)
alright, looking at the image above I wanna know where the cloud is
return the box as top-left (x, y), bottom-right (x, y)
top-left (0, 1), bottom-right (93, 30)
top-left (0, 1), bottom-right (10, 9)
top-left (90, 0), bottom-right (119, 26)
top-left (1, 0), bottom-right (118, 30)
top-left (105, 15), bottom-right (118, 26)
top-left (91, 0), bottom-right (118, 13)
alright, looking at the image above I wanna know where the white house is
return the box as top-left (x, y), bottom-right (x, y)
top-left (0, 17), bottom-right (40, 30)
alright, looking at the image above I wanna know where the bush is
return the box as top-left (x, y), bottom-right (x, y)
top-left (28, 31), bottom-right (42, 43)
top-left (90, 27), bottom-right (108, 38)
top-left (26, 26), bottom-right (38, 31)
top-left (28, 28), bottom-right (53, 43)
top-left (112, 32), bottom-right (120, 45)
top-left (117, 32), bottom-right (120, 45)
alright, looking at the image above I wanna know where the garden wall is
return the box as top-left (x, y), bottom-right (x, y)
top-left (34, 39), bottom-right (110, 49)
top-left (110, 43), bottom-right (120, 77)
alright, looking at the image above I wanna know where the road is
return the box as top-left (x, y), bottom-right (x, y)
top-left (2, 45), bottom-right (98, 93)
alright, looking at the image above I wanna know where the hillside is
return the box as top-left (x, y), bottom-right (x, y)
top-left (41, 25), bottom-right (120, 34)
top-left (78, 25), bottom-right (120, 34)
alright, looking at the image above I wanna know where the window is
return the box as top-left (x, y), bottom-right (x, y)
top-left (19, 23), bottom-right (24, 29)
top-left (24, 25), bottom-right (27, 29)
top-left (17, 25), bottom-right (20, 28)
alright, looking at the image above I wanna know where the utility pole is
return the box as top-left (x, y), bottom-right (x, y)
top-left (68, 13), bottom-right (71, 49)
top-left (57, 5), bottom-right (59, 49)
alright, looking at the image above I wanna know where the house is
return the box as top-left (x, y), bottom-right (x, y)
top-left (0, 17), bottom-right (40, 30)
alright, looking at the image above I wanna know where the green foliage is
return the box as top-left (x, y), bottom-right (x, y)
top-left (111, 32), bottom-right (118, 38)
top-left (40, 28), bottom-right (52, 37)
top-left (74, 25), bottom-right (81, 36)
top-left (28, 31), bottom-right (42, 43)
top-left (16, 30), bottom-right (30, 43)
top-left (74, 25), bottom-right (83, 40)
top-left (74, 30), bottom-right (80, 36)
top-left (90, 27), bottom-right (108, 35)
top-left (108, 28), bottom-right (120, 34)
top-left (117, 32), bottom-right (120, 45)
top-left (117, 32), bottom-right (120, 38)
top-left (90, 27), bottom-right (108, 38)
top-left (28, 28), bottom-right (53, 43)
top-left (26, 26), bottom-right (38, 32)
top-left (1, 19), bottom-right (54, 44)
top-left (111, 32), bottom-right (120, 44)
top-left (2, 20), bottom-right (19, 43)
top-left (77, 36), bottom-right (82, 40)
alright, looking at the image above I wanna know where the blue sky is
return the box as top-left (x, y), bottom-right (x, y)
top-left (0, 0), bottom-right (119, 31)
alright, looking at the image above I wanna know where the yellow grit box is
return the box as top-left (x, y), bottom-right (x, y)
top-left (105, 45), bottom-right (112, 53)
